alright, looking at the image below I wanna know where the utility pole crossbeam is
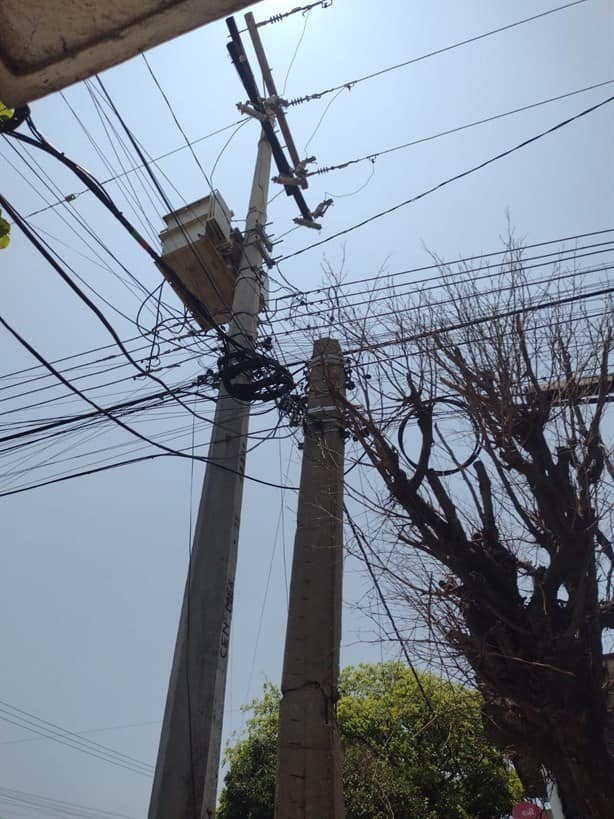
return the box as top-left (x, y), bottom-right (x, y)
top-left (244, 12), bottom-right (304, 184)
top-left (226, 16), bottom-right (315, 223)
top-left (275, 338), bottom-right (346, 819)
top-left (148, 133), bottom-right (272, 819)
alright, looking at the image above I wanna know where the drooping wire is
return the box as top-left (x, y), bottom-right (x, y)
top-left (23, 118), bottom-right (246, 220)
top-left (281, 8), bottom-right (312, 96)
top-left (303, 88), bottom-right (345, 154)
top-left (0, 310), bottom-right (300, 490)
top-left (3, 102), bottom-right (295, 402)
top-left (141, 52), bottom-right (215, 192)
top-left (277, 94), bottom-right (614, 263)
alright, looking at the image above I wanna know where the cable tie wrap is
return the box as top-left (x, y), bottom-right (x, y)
top-left (219, 349), bottom-right (294, 402)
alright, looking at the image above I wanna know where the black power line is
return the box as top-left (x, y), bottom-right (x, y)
top-left (0, 311), bottom-right (299, 491)
top-left (0, 698), bottom-right (153, 777)
top-left (286, 0), bottom-right (589, 106)
top-left (2, 107), bottom-right (295, 404)
top-left (308, 78), bottom-right (614, 177)
top-left (277, 94), bottom-right (614, 263)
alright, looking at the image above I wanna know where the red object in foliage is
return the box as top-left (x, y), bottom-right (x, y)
top-left (512, 803), bottom-right (542, 819)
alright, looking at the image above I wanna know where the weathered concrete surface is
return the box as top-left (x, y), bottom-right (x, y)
top-left (0, 0), bottom-right (258, 105)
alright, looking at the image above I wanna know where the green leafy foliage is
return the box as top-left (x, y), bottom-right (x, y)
top-left (0, 104), bottom-right (15, 248)
top-left (0, 210), bottom-right (10, 249)
top-left (218, 664), bottom-right (522, 819)
top-left (0, 101), bottom-right (14, 121)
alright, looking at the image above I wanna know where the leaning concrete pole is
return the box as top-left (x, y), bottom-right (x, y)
top-left (148, 132), bottom-right (272, 819)
top-left (275, 338), bottom-right (346, 819)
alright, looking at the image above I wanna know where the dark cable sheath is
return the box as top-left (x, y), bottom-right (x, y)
top-left (0, 383), bottom-right (200, 449)
top-left (4, 123), bottom-right (225, 338)
top-left (277, 94), bottom-right (614, 263)
top-left (0, 192), bottom-right (225, 424)
top-left (308, 78), bottom-right (614, 176)
top-left (4, 106), bottom-right (295, 401)
top-left (287, 0), bottom-right (589, 106)
top-left (225, 16), bottom-right (313, 220)
top-left (0, 312), bottom-right (299, 491)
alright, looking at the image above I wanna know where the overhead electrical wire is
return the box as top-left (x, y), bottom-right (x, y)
top-left (19, 70), bottom-right (609, 237)
top-left (0, 421), bottom-right (297, 499)
top-left (89, 76), bottom-right (296, 401)
top-left (0, 382), bottom-right (203, 451)
top-left (308, 78), bottom-right (614, 176)
top-left (344, 281), bottom-right (614, 357)
top-left (0, 785), bottom-right (139, 819)
top-left (0, 698), bottom-right (153, 777)
top-left (0, 718), bottom-right (159, 747)
top-left (0, 332), bottom-right (201, 410)
top-left (63, 89), bottom-right (161, 248)
top-left (0, 310), bottom-right (300, 491)
top-left (270, 228), bottom-right (614, 304)
top-left (0, 405), bottom-right (296, 495)
top-left (1, 139), bottom-right (169, 320)
top-left (89, 76), bottom-right (237, 325)
top-left (0, 392), bottom-right (289, 472)
top-left (23, 118), bottom-right (246, 220)
top-left (0, 40), bottom-right (603, 494)
top-left (286, 0), bottom-right (589, 106)
top-left (270, 250), bottom-right (614, 330)
top-left (0, 247), bottom-right (608, 498)
top-left (277, 94), bottom-right (614, 263)
top-left (0, 193), bottom-right (227, 427)
top-left (141, 52), bottom-right (216, 192)
top-left (0, 354), bottom-right (294, 482)
top-left (0, 231), bottom-right (608, 403)
top-left (0, 230), bottom-right (606, 391)
top-left (2, 103), bottom-right (295, 403)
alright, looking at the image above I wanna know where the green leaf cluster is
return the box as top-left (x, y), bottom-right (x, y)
top-left (0, 103), bottom-right (15, 248)
top-left (0, 101), bottom-right (14, 121)
top-left (0, 209), bottom-right (9, 249)
top-left (218, 663), bottom-right (522, 819)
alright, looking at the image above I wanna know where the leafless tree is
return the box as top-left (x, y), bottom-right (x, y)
top-left (320, 240), bottom-right (614, 816)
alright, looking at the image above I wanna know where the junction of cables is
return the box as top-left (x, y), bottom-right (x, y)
top-left (0, 105), bottom-right (296, 405)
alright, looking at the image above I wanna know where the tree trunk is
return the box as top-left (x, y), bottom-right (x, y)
top-left (548, 733), bottom-right (614, 818)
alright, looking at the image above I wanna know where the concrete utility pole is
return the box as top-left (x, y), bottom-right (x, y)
top-left (148, 132), bottom-right (272, 819)
top-left (275, 338), bottom-right (346, 819)
top-left (548, 782), bottom-right (566, 819)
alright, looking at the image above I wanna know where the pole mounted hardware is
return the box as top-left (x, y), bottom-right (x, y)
top-left (292, 198), bottom-right (334, 230)
top-left (311, 198), bottom-right (334, 219)
top-left (273, 155), bottom-right (317, 190)
top-left (219, 349), bottom-right (295, 402)
top-left (227, 14), bottom-right (333, 229)
top-left (237, 102), bottom-right (270, 122)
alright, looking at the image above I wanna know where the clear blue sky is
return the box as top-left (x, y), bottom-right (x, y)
top-left (0, 0), bottom-right (612, 816)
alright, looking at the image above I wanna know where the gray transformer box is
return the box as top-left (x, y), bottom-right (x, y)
top-left (159, 191), bottom-right (242, 331)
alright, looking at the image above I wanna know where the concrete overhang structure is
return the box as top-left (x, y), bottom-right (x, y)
top-left (0, 0), bottom-right (259, 106)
